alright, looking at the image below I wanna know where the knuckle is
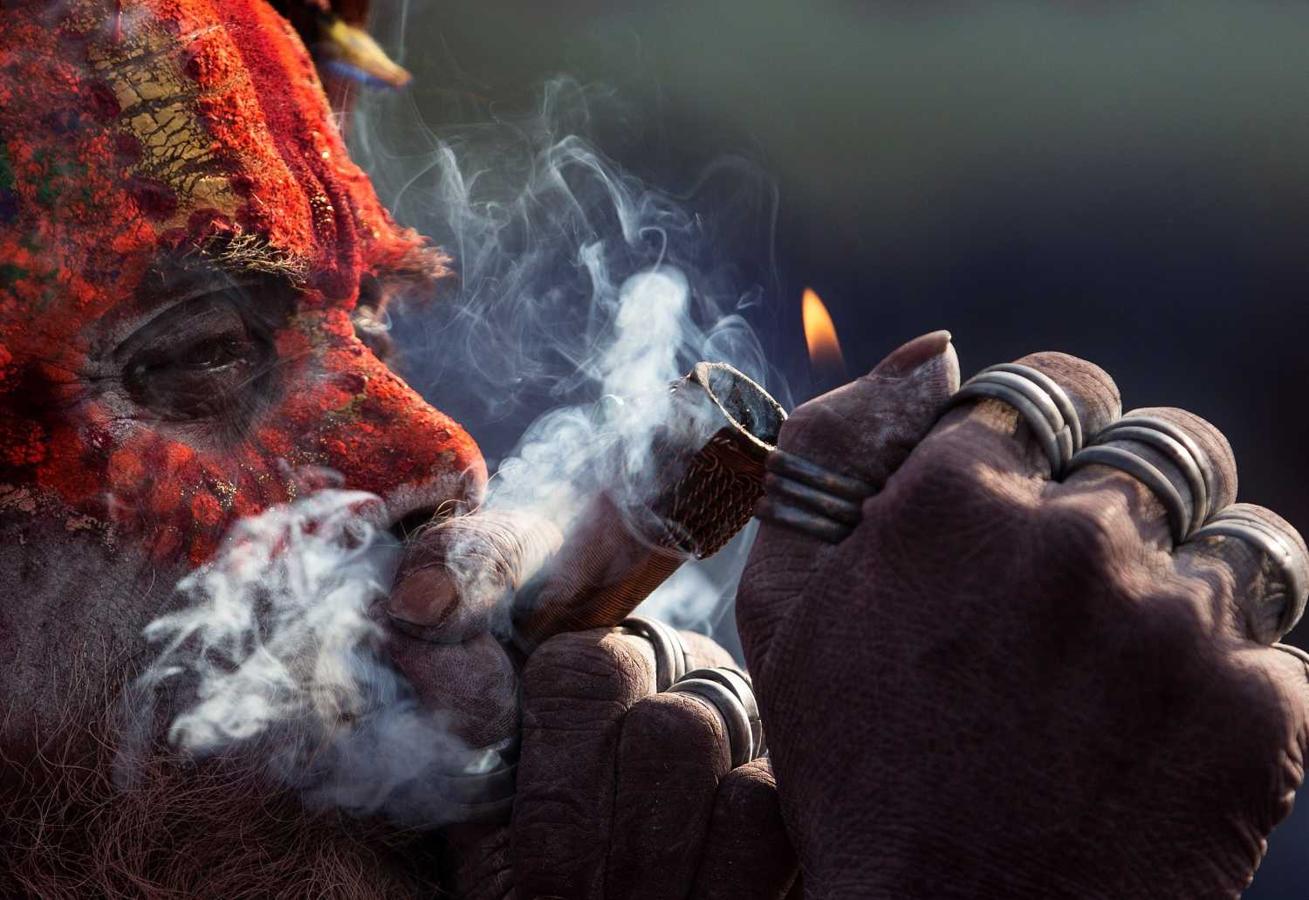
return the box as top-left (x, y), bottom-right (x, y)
top-left (1037, 488), bottom-right (1147, 592)
top-left (878, 427), bottom-right (1039, 547)
top-left (677, 630), bottom-right (736, 670)
top-left (890, 427), bottom-right (1004, 505)
top-left (1011, 351), bottom-right (1122, 435)
top-left (523, 630), bottom-right (651, 706)
top-left (624, 693), bottom-right (727, 760)
top-left (1124, 406), bottom-right (1238, 514)
top-left (715, 759), bottom-right (779, 810)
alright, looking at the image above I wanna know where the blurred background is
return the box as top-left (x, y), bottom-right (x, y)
top-left (350, 1), bottom-right (1309, 891)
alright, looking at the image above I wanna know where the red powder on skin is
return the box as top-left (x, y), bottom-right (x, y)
top-left (190, 493), bottom-right (223, 529)
top-left (0, 1), bottom-right (483, 565)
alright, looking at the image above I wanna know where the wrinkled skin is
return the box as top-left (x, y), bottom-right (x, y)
top-left (440, 628), bottom-right (798, 900)
top-left (5, 2), bottom-right (1308, 898)
top-left (0, 3), bottom-right (795, 897)
top-left (740, 335), bottom-right (1309, 898)
top-left (0, 0), bottom-right (484, 770)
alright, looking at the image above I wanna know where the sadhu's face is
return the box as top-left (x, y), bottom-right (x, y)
top-left (0, 1), bottom-right (484, 743)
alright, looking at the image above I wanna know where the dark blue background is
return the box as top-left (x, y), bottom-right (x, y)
top-left (355, 3), bottom-right (1309, 892)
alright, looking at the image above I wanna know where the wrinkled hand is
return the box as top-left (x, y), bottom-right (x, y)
top-left (738, 333), bottom-right (1309, 898)
top-left (385, 530), bottom-right (798, 899)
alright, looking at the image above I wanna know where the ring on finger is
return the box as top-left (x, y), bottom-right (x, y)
top-left (1091, 415), bottom-right (1216, 537)
top-left (668, 666), bottom-right (761, 768)
top-left (1190, 508), bottom-right (1309, 642)
top-left (945, 363), bottom-right (1081, 477)
top-left (679, 666), bottom-right (765, 758)
top-left (1066, 445), bottom-right (1192, 545)
top-left (756, 450), bottom-right (873, 545)
top-left (620, 616), bottom-right (689, 691)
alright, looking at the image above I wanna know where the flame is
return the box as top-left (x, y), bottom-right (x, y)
top-left (802, 288), bottom-right (845, 370)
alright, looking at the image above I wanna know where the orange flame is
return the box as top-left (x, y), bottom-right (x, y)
top-left (802, 288), bottom-right (845, 371)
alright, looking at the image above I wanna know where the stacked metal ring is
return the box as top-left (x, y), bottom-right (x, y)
top-left (947, 363), bottom-right (1084, 477)
top-left (757, 449), bottom-right (874, 544)
top-left (437, 734), bottom-right (520, 825)
top-left (1067, 415), bottom-right (1216, 545)
top-left (620, 616), bottom-right (689, 691)
top-left (943, 367), bottom-right (1308, 644)
top-left (621, 616), bottom-right (764, 767)
top-left (1192, 506), bottom-right (1309, 644)
top-left (669, 667), bottom-right (766, 768)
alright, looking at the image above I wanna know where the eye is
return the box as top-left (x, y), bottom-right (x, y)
top-left (119, 285), bottom-right (280, 422)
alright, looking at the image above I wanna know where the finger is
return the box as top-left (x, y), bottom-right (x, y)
top-left (382, 628), bottom-right (520, 824)
top-left (932, 351), bottom-right (1122, 481)
top-left (605, 691), bottom-right (735, 899)
top-left (441, 824), bottom-right (515, 900)
top-left (384, 629), bottom-right (518, 751)
top-left (386, 509), bottom-right (563, 642)
top-left (512, 628), bottom-right (658, 900)
top-left (679, 629), bottom-right (739, 671)
top-left (770, 329), bottom-right (959, 489)
top-left (1225, 645), bottom-right (1309, 835)
top-left (1176, 503), bottom-right (1309, 645)
top-left (690, 759), bottom-right (798, 900)
top-left (1060, 406), bottom-right (1237, 549)
top-left (742, 331), bottom-right (958, 664)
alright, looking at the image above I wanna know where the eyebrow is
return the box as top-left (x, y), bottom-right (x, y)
top-left (203, 233), bottom-right (309, 285)
top-left (89, 238), bottom-right (305, 354)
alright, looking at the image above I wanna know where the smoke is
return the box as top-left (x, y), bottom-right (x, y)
top-left (350, 71), bottom-right (785, 629)
top-left (118, 489), bottom-right (504, 826)
top-left (125, 36), bottom-right (784, 823)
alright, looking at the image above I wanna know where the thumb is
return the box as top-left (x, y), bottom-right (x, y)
top-left (775, 329), bottom-right (958, 485)
top-left (386, 509), bottom-right (564, 643)
top-left (739, 331), bottom-right (959, 666)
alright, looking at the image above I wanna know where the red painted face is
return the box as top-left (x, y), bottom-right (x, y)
top-left (0, 0), bottom-right (485, 564)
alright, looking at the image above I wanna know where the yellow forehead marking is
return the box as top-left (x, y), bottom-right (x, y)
top-left (88, 21), bottom-right (243, 227)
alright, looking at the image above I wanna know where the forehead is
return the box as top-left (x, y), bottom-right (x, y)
top-left (0, 0), bottom-right (430, 356)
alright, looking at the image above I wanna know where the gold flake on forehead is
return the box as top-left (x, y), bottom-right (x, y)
top-left (87, 19), bottom-right (243, 227)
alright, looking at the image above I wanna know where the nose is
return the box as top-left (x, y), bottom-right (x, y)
top-left (273, 325), bottom-right (487, 535)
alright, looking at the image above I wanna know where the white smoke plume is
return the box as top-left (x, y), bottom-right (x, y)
top-left (118, 489), bottom-right (503, 825)
top-left (124, 49), bottom-right (783, 821)
top-left (351, 71), bottom-right (784, 630)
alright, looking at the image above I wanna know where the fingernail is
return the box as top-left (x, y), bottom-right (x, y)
top-left (871, 330), bottom-right (953, 379)
top-left (387, 565), bottom-right (459, 627)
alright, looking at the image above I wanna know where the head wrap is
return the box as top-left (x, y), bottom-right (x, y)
top-left (0, 1), bottom-right (482, 561)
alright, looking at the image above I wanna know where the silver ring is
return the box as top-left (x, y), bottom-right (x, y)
top-left (668, 667), bottom-right (761, 768)
top-left (768, 450), bottom-right (874, 501)
top-left (765, 472), bottom-right (862, 527)
top-left (620, 616), bottom-right (689, 691)
top-left (1191, 509), bottom-right (1309, 643)
top-left (1066, 445), bottom-right (1191, 545)
top-left (1273, 642), bottom-right (1309, 681)
top-left (1094, 416), bottom-right (1214, 537)
top-left (680, 666), bottom-right (765, 758)
top-left (757, 450), bottom-right (872, 544)
top-left (981, 363), bottom-right (1084, 453)
top-left (435, 735), bottom-right (520, 825)
top-left (947, 364), bottom-right (1079, 477)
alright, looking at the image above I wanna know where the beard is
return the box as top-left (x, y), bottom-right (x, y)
top-left (0, 502), bottom-right (483, 898)
top-left (0, 681), bottom-right (448, 899)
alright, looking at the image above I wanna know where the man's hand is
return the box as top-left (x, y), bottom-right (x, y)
top-left (739, 333), bottom-right (1309, 898)
top-left (386, 527), bottom-right (798, 899)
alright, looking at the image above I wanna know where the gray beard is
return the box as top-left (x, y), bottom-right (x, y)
top-left (0, 512), bottom-right (445, 898)
top-left (0, 664), bottom-right (446, 899)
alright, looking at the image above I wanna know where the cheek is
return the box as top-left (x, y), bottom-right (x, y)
top-left (93, 420), bottom-right (293, 565)
top-left (13, 311), bottom-right (484, 568)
